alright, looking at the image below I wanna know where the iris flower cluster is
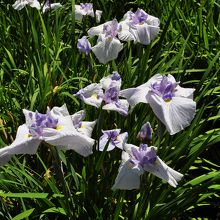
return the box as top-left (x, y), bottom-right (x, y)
top-left (5, 2), bottom-right (197, 191)
top-left (77, 8), bottom-right (160, 64)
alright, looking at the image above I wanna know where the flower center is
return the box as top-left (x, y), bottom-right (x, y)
top-left (28, 111), bottom-right (58, 137)
top-left (103, 19), bottom-right (122, 38)
top-left (130, 9), bottom-right (148, 25)
top-left (151, 76), bottom-right (178, 101)
top-left (130, 144), bottom-right (157, 168)
top-left (104, 86), bottom-right (119, 104)
top-left (80, 3), bottom-right (93, 12)
top-left (104, 130), bottom-right (120, 145)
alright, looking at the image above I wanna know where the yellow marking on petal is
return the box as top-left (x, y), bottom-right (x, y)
top-left (128, 162), bottom-right (135, 169)
top-left (165, 99), bottom-right (171, 103)
top-left (116, 136), bottom-right (120, 141)
top-left (91, 93), bottom-right (98, 99)
top-left (56, 125), bottom-right (64, 131)
top-left (80, 124), bottom-right (86, 129)
top-left (26, 134), bottom-right (32, 138)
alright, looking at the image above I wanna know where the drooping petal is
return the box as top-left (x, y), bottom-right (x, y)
top-left (74, 83), bottom-right (104, 108)
top-left (143, 156), bottom-right (183, 187)
top-left (44, 115), bottom-right (94, 157)
top-left (120, 86), bottom-right (149, 107)
top-left (147, 93), bottom-right (196, 135)
top-left (102, 99), bottom-right (129, 116)
top-left (0, 124), bottom-right (41, 165)
top-left (92, 35), bottom-right (123, 64)
top-left (112, 151), bottom-right (144, 190)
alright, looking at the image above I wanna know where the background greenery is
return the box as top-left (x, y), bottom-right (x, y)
top-left (0, 0), bottom-right (220, 219)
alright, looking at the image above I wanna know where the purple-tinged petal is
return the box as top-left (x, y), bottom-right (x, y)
top-left (77, 36), bottom-right (92, 55)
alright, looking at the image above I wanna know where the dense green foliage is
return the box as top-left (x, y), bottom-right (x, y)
top-left (0, 0), bottom-right (220, 219)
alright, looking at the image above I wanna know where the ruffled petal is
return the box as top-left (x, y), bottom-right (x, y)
top-left (118, 21), bottom-right (135, 42)
top-left (0, 124), bottom-right (41, 165)
top-left (92, 35), bottom-right (123, 64)
top-left (100, 73), bottom-right (121, 90)
top-left (50, 104), bottom-right (70, 117)
top-left (102, 99), bottom-right (129, 116)
top-left (147, 94), bottom-right (196, 135)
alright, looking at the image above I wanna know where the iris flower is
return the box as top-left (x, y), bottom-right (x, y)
top-left (88, 19), bottom-right (124, 64)
top-left (75, 72), bottom-right (129, 116)
top-left (120, 74), bottom-right (196, 135)
top-left (77, 36), bottom-right (92, 55)
top-left (0, 104), bottom-right (95, 166)
top-left (98, 129), bottom-right (128, 151)
top-left (42, 0), bottom-right (62, 14)
top-left (75, 3), bottom-right (102, 23)
top-left (112, 144), bottom-right (183, 190)
top-left (12, 0), bottom-right (41, 10)
top-left (120, 8), bottom-right (160, 45)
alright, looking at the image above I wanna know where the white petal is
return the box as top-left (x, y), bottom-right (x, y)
top-left (100, 73), bottom-right (121, 90)
top-left (95, 10), bottom-right (102, 23)
top-left (92, 35), bottom-right (123, 64)
top-left (88, 23), bottom-right (108, 36)
top-left (120, 86), bottom-right (149, 107)
top-left (144, 156), bottom-right (183, 187)
top-left (50, 104), bottom-right (70, 117)
top-left (12, 1), bottom-right (27, 10)
top-left (118, 21), bottom-right (135, 42)
top-left (147, 94), bottom-right (196, 135)
top-left (98, 134), bottom-right (115, 151)
top-left (29, 0), bottom-right (40, 10)
top-left (115, 132), bottom-right (128, 150)
top-left (131, 23), bottom-right (159, 45)
top-left (71, 110), bottom-right (85, 124)
top-left (174, 86), bottom-right (195, 99)
top-left (23, 109), bottom-right (36, 127)
top-left (146, 15), bottom-right (160, 27)
top-left (75, 83), bottom-right (103, 108)
top-left (78, 120), bottom-right (96, 137)
top-left (0, 124), bottom-right (41, 165)
top-left (112, 152), bottom-right (143, 190)
top-left (42, 115), bottom-right (94, 157)
top-left (102, 99), bottom-right (129, 116)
